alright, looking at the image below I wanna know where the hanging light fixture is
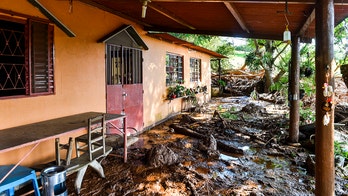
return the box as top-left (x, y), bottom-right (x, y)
top-left (142, 0), bottom-right (150, 18)
top-left (283, 18), bottom-right (291, 42)
top-left (282, 0), bottom-right (291, 43)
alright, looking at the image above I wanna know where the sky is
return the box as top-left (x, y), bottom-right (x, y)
top-left (222, 37), bottom-right (247, 46)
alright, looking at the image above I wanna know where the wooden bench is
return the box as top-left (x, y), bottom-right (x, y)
top-left (65, 146), bottom-right (113, 194)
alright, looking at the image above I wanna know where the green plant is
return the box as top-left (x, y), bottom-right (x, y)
top-left (174, 84), bottom-right (185, 96)
top-left (299, 108), bottom-right (315, 124)
top-left (220, 111), bottom-right (239, 120)
top-left (300, 77), bottom-right (316, 97)
top-left (334, 141), bottom-right (348, 159)
top-left (270, 76), bottom-right (288, 96)
top-left (218, 80), bottom-right (226, 87)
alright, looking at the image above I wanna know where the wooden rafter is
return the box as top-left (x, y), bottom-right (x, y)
top-left (27, 0), bottom-right (76, 37)
top-left (148, 3), bottom-right (196, 30)
top-left (297, 8), bottom-right (315, 37)
top-left (224, 2), bottom-right (250, 33)
top-left (79, 0), bottom-right (153, 28)
top-left (151, 0), bottom-right (348, 5)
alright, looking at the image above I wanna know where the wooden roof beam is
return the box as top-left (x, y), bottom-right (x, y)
top-left (152, 0), bottom-right (348, 5)
top-left (297, 7), bottom-right (315, 37)
top-left (79, 0), bottom-right (153, 28)
top-left (27, 0), bottom-right (75, 37)
top-left (148, 3), bottom-right (196, 30)
top-left (224, 2), bottom-right (250, 33)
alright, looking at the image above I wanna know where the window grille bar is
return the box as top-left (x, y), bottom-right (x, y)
top-left (106, 44), bottom-right (142, 85)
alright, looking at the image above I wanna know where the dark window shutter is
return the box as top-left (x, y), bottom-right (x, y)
top-left (30, 21), bottom-right (54, 94)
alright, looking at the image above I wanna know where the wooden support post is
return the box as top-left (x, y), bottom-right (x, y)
top-left (288, 37), bottom-right (300, 144)
top-left (315, 0), bottom-right (335, 194)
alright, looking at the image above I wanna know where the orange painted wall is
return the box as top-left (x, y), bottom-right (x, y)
top-left (0, 0), bottom-right (212, 166)
top-left (0, 0), bottom-right (132, 166)
top-left (141, 36), bottom-right (212, 128)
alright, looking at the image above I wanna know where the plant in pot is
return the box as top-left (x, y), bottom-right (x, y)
top-left (167, 86), bottom-right (177, 99)
top-left (174, 84), bottom-right (185, 97)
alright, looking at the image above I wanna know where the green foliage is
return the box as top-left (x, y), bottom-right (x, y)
top-left (300, 77), bottom-right (316, 96)
top-left (167, 84), bottom-right (206, 100)
top-left (169, 33), bottom-right (215, 47)
top-left (299, 108), bottom-right (315, 124)
top-left (334, 141), bottom-right (348, 160)
top-left (235, 44), bottom-right (253, 53)
top-left (216, 42), bottom-right (235, 56)
top-left (334, 18), bottom-right (348, 66)
top-left (218, 79), bottom-right (227, 87)
top-left (270, 76), bottom-right (288, 93)
top-left (245, 52), bottom-right (263, 71)
top-left (220, 111), bottom-right (239, 120)
top-left (169, 33), bottom-right (236, 72)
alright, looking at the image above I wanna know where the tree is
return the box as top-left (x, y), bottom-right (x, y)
top-left (244, 39), bottom-right (290, 92)
top-left (334, 18), bottom-right (348, 66)
top-left (169, 33), bottom-right (235, 72)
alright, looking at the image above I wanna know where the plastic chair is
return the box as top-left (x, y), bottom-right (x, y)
top-left (0, 165), bottom-right (40, 196)
top-left (75, 114), bottom-right (106, 161)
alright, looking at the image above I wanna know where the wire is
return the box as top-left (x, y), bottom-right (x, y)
top-left (284, 14), bottom-right (289, 26)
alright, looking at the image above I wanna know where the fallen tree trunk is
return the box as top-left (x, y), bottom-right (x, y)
top-left (169, 124), bottom-right (244, 155)
top-left (213, 110), bottom-right (267, 144)
top-left (170, 124), bottom-right (205, 139)
top-left (181, 114), bottom-right (198, 124)
top-left (258, 93), bottom-right (285, 104)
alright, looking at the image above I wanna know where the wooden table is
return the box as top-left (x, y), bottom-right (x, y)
top-left (0, 112), bottom-right (128, 162)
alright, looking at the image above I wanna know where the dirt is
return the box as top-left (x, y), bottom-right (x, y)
top-left (65, 82), bottom-right (348, 196)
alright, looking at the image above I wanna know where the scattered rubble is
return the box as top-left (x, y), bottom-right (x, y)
top-left (65, 77), bottom-right (348, 196)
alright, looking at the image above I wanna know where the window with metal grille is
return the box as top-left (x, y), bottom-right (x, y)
top-left (190, 58), bottom-right (201, 82)
top-left (166, 53), bottom-right (183, 86)
top-left (106, 44), bottom-right (143, 85)
top-left (0, 18), bottom-right (54, 98)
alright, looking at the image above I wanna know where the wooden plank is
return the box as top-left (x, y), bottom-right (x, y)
top-left (0, 112), bottom-right (125, 153)
top-left (66, 146), bottom-right (113, 175)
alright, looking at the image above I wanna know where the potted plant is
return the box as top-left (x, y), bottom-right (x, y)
top-left (174, 84), bottom-right (185, 97)
top-left (167, 86), bottom-right (176, 99)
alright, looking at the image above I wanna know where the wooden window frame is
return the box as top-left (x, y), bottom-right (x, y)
top-left (0, 16), bottom-right (54, 98)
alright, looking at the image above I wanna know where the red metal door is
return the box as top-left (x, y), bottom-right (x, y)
top-left (123, 84), bottom-right (143, 133)
top-left (106, 84), bottom-right (143, 135)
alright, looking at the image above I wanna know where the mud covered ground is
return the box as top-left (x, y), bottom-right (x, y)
top-left (66, 95), bottom-right (348, 196)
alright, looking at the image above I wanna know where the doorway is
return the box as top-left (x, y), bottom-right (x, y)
top-left (106, 44), bottom-right (144, 135)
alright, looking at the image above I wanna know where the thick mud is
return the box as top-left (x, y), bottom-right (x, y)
top-left (66, 96), bottom-right (348, 196)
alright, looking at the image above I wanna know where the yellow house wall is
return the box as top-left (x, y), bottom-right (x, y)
top-left (0, 0), bottom-right (131, 166)
top-left (0, 0), bottom-right (212, 166)
top-left (141, 36), bottom-right (212, 128)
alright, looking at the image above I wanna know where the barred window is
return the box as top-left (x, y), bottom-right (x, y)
top-left (166, 53), bottom-right (183, 86)
top-left (106, 45), bottom-right (143, 85)
top-left (0, 18), bottom-right (54, 98)
top-left (190, 58), bottom-right (201, 82)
